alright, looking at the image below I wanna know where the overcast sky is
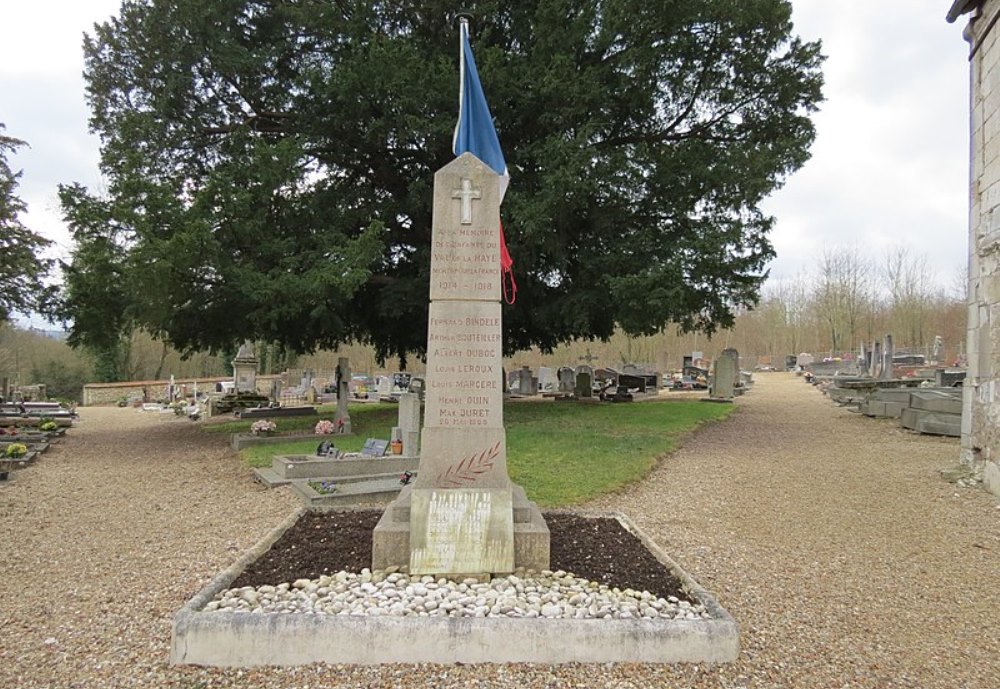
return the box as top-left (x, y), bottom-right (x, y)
top-left (0, 0), bottom-right (974, 315)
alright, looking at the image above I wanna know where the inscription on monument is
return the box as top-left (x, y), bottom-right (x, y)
top-left (430, 162), bottom-right (500, 302)
top-left (409, 489), bottom-right (514, 574)
top-left (424, 301), bottom-right (504, 428)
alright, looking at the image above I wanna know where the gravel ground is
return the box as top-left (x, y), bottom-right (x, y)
top-left (1, 373), bottom-right (998, 688)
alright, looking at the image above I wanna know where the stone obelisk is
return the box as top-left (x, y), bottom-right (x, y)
top-left (372, 152), bottom-right (548, 576)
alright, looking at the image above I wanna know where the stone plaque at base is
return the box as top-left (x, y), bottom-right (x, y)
top-left (409, 488), bottom-right (514, 574)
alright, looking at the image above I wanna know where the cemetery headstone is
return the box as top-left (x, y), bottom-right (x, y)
top-left (372, 153), bottom-right (548, 576)
top-left (333, 357), bottom-right (352, 434)
top-left (880, 335), bottom-right (894, 380)
top-left (538, 367), bottom-right (555, 392)
top-left (300, 369), bottom-right (315, 394)
top-left (575, 366), bottom-right (594, 399)
top-left (398, 392), bottom-right (421, 457)
top-left (709, 349), bottom-right (739, 400)
top-left (517, 366), bottom-right (535, 396)
top-left (232, 342), bottom-right (258, 393)
top-left (557, 366), bottom-right (575, 393)
top-left (377, 376), bottom-right (393, 400)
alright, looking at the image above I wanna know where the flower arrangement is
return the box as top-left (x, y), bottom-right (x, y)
top-left (310, 479), bottom-right (337, 495)
top-left (314, 419), bottom-right (337, 435)
top-left (5, 443), bottom-right (28, 458)
top-left (250, 420), bottom-right (277, 436)
top-left (38, 420), bottom-right (57, 432)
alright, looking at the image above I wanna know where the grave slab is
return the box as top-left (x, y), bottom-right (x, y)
top-left (907, 390), bottom-right (962, 415)
top-left (900, 408), bottom-right (962, 437)
top-left (290, 475), bottom-right (414, 508)
top-left (231, 431), bottom-right (333, 451)
top-left (253, 454), bottom-right (420, 487)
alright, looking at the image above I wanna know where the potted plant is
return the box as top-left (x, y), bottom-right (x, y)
top-left (5, 443), bottom-right (28, 459)
top-left (38, 420), bottom-right (58, 432)
top-left (249, 420), bottom-right (277, 436)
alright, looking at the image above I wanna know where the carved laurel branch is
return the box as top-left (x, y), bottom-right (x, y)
top-left (436, 441), bottom-right (502, 487)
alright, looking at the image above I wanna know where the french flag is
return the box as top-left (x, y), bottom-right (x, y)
top-left (453, 19), bottom-right (516, 304)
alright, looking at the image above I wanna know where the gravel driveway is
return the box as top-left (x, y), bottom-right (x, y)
top-left (1, 373), bottom-right (997, 688)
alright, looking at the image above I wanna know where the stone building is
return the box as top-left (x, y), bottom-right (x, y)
top-left (948, 0), bottom-right (1000, 495)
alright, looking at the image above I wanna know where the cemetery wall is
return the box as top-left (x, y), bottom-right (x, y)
top-left (960, 0), bottom-right (1000, 497)
top-left (82, 375), bottom-right (282, 406)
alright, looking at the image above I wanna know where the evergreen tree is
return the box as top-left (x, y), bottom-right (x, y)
top-left (0, 124), bottom-right (53, 321)
top-left (61, 0), bottom-right (824, 362)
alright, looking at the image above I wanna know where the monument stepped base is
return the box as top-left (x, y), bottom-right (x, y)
top-left (371, 483), bottom-right (550, 573)
top-left (170, 509), bottom-right (739, 666)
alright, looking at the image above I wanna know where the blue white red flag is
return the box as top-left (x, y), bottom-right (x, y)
top-left (453, 20), bottom-right (510, 202)
top-left (452, 19), bottom-right (516, 303)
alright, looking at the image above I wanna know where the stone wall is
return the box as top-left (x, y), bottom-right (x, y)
top-left (82, 375), bottom-right (283, 406)
top-left (957, 0), bottom-right (1000, 496)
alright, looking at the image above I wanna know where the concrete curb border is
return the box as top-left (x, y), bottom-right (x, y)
top-left (171, 509), bottom-right (739, 666)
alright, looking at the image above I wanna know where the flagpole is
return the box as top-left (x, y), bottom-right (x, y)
top-left (453, 12), bottom-right (472, 154)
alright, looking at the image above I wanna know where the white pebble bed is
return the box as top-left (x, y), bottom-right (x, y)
top-left (205, 568), bottom-right (709, 620)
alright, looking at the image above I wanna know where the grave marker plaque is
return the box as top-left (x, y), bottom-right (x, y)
top-left (410, 489), bottom-right (514, 574)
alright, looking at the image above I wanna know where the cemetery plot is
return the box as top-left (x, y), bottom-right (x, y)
top-left (807, 348), bottom-right (966, 438)
top-left (0, 408), bottom-right (76, 483)
top-left (170, 508), bottom-right (738, 666)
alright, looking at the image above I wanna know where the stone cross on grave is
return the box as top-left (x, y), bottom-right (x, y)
top-left (372, 152), bottom-right (549, 577)
top-left (578, 348), bottom-right (599, 365)
top-left (451, 179), bottom-right (481, 225)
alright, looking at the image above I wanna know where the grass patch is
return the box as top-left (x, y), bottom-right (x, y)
top-left (504, 399), bottom-right (733, 507)
top-left (223, 398), bottom-right (734, 505)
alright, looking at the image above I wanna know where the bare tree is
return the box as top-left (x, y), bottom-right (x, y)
top-left (811, 246), bottom-right (874, 355)
top-left (883, 245), bottom-right (936, 349)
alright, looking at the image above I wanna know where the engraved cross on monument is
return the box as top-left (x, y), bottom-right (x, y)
top-left (451, 179), bottom-right (481, 225)
top-left (372, 153), bottom-right (549, 576)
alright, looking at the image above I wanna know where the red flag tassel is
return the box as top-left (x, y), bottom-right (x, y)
top-left (499, 217), bottom-right (517, 304)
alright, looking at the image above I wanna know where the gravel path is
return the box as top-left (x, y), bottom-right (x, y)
top-left (1, 373), bottom-right (997, 688)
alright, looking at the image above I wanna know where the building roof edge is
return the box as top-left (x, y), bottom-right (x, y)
top-left (948, 0), bottom-right (980, 23)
